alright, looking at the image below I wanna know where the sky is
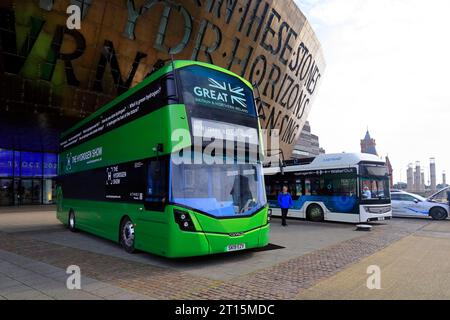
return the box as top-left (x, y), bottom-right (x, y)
top-left (295, 0), bottom-right (450, 185)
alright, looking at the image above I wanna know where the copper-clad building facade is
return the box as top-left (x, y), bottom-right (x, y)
top-left (0, 0), bottom-right (325, 205)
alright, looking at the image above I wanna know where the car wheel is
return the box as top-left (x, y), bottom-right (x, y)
top-left (307, 204), bottom-right (324, 222)
top-left (120, 217), bottom-right (136, 253)
top-left (430, 207), bottom-right (447, 221)
top-left (68, 210), bottom-right (77, 232)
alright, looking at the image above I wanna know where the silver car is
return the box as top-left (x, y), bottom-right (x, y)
top-left (391, 190), bottom-right (449, 220)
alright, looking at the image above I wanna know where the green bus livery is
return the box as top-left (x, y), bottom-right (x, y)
top-left (57, 60), bottom-right (270, 258)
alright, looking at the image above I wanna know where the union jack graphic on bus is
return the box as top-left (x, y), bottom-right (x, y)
top-left (208, 78), bottom-right (247, 108)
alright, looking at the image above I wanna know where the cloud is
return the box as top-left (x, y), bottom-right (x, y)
top-left (295, 0), bottom-right (450, 184)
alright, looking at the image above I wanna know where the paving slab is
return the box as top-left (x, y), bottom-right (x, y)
top-left (296, 233), bottom-right (450, 300)
top-left (0, 277), bottom-right (21, 290)
top-left (0, 248), bottom-right (156, 300)
top-left (3, 289), bottom-right (51, 300)
top-left (106, 292), bottom-right (151, 300)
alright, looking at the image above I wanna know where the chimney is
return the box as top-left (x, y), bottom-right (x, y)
top-left (430, 158), bottom-right (436, 192)
top-left (414, 161), bottom-right (421, 193)
top-left (407, 164), bottom-right (414, 192)
top-left (421, 170), bottom-right (425, 192)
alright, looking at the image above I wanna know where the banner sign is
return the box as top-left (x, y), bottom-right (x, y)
top-left (0, 149), bottom-right (57, 177)
top-left (180, 66), bottom-right (255, 116)
top-left (105, 161), bottom-right (146, 202)
top-left (293, 167), bottom-right (357, 177)
top-left (60, 75), bottom-right (172, 151)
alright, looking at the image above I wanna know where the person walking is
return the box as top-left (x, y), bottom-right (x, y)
top-left (278, 186), bottom-right (293, 227)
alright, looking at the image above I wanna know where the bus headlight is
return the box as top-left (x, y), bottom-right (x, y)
top-left (174, 209), bottom-right (196, 232)
top-left (268, 208), bottom-right (272, 223)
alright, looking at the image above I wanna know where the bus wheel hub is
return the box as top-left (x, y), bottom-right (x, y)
top-left (123, 222), bottom-right (135, 246)
top-left (311, 208), bottom-right (321, 217)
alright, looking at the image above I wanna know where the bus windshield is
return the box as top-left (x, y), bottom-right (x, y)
top-left (360, 177), bottom-right (390, 200)
top-left (360, 164), bottom-right (390, 201)
top-left (171, 161), bottom-right (266, 217)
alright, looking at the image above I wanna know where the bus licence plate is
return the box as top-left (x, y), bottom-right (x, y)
top-left (227, 244), bottom-right (246, 252)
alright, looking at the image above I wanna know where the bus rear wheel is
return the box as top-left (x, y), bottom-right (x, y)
top-left (120, 217), bottom-right (136, 253)
top-left (430, 207), bottom-right (447, 221)
top-left (307, 204), bottom-right (324, 222)
top-left (68, 210), bottom-right (77, 232)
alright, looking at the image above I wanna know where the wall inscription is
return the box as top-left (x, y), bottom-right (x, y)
top-left (0, 0), bottom-right (325, 158)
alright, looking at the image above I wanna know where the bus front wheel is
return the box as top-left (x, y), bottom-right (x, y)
top-left (307, 204), bottom-right (324, 222)
top-left (68, 210), bottom-right (77, 232)
top-left (120, 217), bottom-right (136, 253)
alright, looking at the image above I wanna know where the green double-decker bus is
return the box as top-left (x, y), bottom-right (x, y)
top-left (57, 60), bottom-right (270, 258)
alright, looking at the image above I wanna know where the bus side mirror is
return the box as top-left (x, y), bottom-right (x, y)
top-left (253, 82), bottom-right (266, 120)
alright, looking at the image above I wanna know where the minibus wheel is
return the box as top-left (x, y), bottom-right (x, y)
top-left (430, 207), bottom-right (447, 221)
top-left (68, 210), bottom-right (77, 232)
top-left (307, 204), bottom-right (324, 222)
top-left (120, 217), bottom-right (136, 253)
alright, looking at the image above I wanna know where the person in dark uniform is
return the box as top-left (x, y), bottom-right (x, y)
top-left (278, 186), bottom-right (293, 227)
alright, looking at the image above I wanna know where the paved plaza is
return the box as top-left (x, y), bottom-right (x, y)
top-left (0, 206), bottom-right (445, 300)
top-left (297, 222), bottom-right (450, 300)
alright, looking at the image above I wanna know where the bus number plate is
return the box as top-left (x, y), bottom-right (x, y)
top-left (227, 244), bottom-right (246, 252)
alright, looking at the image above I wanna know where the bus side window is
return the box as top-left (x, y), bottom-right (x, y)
top-left (295, 180), bottom-right (303, 198)
top-left (305, 179), bottom-right (312, 196)
top-left (266, 175), bottom-right (283, 200)
top-left (145, 159), bottom-right (168, 211)
top-left (310, 179), bottom-right (321, 195)
top-left (323, 178), bottom-right (334, 195)
top-left (289, 179), bottom-right (300, 200)
top-left (264, 176), bottom-right (275, 200)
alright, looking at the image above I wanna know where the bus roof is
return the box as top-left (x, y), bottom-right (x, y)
top-left (264, 153), bottom-right (385, 175)
top-left (61, 60), bottom-right (253, 139)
